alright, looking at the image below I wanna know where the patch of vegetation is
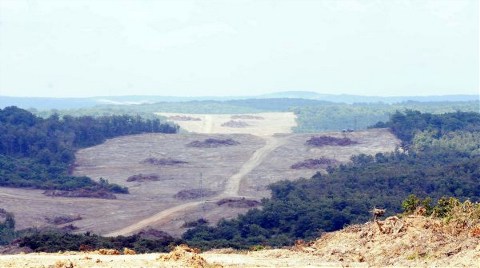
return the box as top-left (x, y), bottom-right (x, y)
top-left (182, 219), bottom-right (209, 228)
top-left (221, 120), bottom-right (250, 128)
top-left (306, 136), bottom-right (358, 147)
top-left (0, 209), bottom-right (15, 245)
top-left (292, 101), bottom-right (479, 132)
top-left (174, 189), bottom-right (217, 200)
top-left (140, 157), bottom-right (188, 166)
top-left (0, 106), bottom-right (177, 194)
top-left (126, 174), bottom-right (160, 182)
top-left (187, 138), bottom-right (240, 148)
top-left (402, 195), bottom-right (480, 230)
top-left (17, 228), bottom-right (182, 253)
top-left (45, 215), bottom-right (82, 225)
top-left (216, 198), bottom-right (261, 208)
top-left (290, 158), bottom-right (338, 169)
top-left (182, 111), bottom-right (480, 250)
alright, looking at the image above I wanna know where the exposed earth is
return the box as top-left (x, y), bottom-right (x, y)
top-left (0, 215), bottom-right (478, 267)
top-left (0, 112), bottom-right (399, 237)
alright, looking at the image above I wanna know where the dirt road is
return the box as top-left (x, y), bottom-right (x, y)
top-left (202, 114), bottom-right (214, 133)
top-left (221, 135), bottom-right (287, 197)
top-left (105, 135), bottom-right (286, 236)
top-left (105, 201), bottom-right (204, 237)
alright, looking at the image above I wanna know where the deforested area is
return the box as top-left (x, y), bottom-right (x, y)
top-left (0, 0), bottom-right (478, 266)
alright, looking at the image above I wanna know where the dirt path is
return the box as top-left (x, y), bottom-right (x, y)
top-left (105, 135), bottom-right (286, 236)
top-left (203, 115), bottom-right (214, 133)
top-left (221, 135), bottom-right (287, 197)
top-left (105, 201), bottom-right (204, 237)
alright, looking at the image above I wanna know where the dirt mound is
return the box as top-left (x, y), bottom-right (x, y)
top-left (140, 157), bottom-right (188, 166)
top-left (126, 173), bottom-right (159, 182)
top-left (167, 115), bottom-right (201, 121)
top-left (43, 189), bottom-right (116, 199)
top-left (45, 214), bottom-right (82, 225)
top-left (158, 244), bottom-right (213, 268)
top-left (221, 120), bottom-right (250, 128)
top-left (231, 115), bottom-right (264, 120)
top-left (216, 197), bottom-right (260, 208)
top-left (174, 189), bottom-right (217, 200)
top-left (306, 135), bottom-right (358, 147)
top-left (187, 138), bottom-right (240, 148)
top-left (290, 157), bottom-right (338, 169)
top-left (304, 215), bottom-right (480, 267)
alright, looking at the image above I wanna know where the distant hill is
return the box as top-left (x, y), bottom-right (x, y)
top-left (1, 91), bottom-right (478, 110)
top-left (261, 91), bottom-right (479, 104)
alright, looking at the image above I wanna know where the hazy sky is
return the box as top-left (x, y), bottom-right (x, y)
top-left (0, 0), bottom-right (478, 98)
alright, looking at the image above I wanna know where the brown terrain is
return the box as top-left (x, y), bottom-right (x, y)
top-left (0, 112), bottom-right (399, 237)
top-left (1, 112), bottom-right (478, 267)
top-left (0, 113), bottom-right (399, 238)
top-left (0, 214), bottom-right (478, 267)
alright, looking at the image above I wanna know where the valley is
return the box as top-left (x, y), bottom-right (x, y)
top-left (0, 112), bottom-right (399, 237)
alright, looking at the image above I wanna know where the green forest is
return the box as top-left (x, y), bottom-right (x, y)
top-left (0, 106), bottom-right (178, 193)
top-left (1, 106), bottom-right (479, 252)
top-left (33, 99), bottom-right (479, 132)
top-left (181, 110), bottom-right (480, 249)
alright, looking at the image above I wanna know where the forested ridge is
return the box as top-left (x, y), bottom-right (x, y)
top-left (0, 106), bottom-right (178, 192)
top-left (182, 110), bottom-right (480, 249)
top-left (33, 99), bottom-right (479, 132)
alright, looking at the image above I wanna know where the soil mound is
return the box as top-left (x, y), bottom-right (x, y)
top-left (301, 215), bottom-right (480, 267)
top-left (126, 173), bottom-right (159, 182)
top-left (290, 157), bottom-right (338, 169)
top-left (231, 115), bottom-right (264, 120)
top-left (174, 189), bottom-right (217, 200)
top-left (45, 214), bottom-right (82, 225)
top-left (221, 120), bottom-right (250, 128)
top-left (187, 138), bottom-right (240, 148)
top-left (158, 244), bottom-right (212, 268)
top-left (216, 198), bottom-right (261, 208)
top-left (306, 135), bottom-right (358, 147)
top-left (140, 157), bottom-right (188, 166)
top-left (43, 189), bottom-right (116, 199)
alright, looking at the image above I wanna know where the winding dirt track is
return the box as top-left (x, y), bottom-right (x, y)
top-left (105, 135), bottom-right (286, 237)
top-left (221, 136), bottom-right (287, 197)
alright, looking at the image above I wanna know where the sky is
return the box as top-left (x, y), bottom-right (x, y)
top-left (0, 0), bottom-right (478, 98)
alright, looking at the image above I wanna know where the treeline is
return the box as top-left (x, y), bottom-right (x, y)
top-left (182, 111), bottom-right (480, 249)
top-left (373, 110), bottom-right (480, 147)
top-left (0, 106), bottom-right (178, 192)
top-left (0, 212), bottom-right (181, 251)
top-left (32, 99), bottom-right (479, 133)
top-left (292, 101), bottom-right (479, 132)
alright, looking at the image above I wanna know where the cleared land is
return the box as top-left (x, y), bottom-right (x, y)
top-left (159, 112), bottom-right (297, 135)
top-left (0, 112), bottom-right (399, 238)
top-left (1, 215), bottom-right (478, 267)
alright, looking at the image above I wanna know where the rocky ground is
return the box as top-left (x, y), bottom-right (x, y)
top-left (1, 215), bottom-right (478, 267)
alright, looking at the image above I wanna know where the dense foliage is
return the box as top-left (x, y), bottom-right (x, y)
top-left (17, 229), bottom-right (182, 253)
top-left (0, 106), bottom-right (177, 192)
top-left (0, 209), bottom-right (15, 245)
top-left (182, 111), bottom-right (480, 249)
top-left (292, 101), bottom-right (479, 132)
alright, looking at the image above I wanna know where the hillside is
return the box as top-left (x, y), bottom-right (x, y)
top-left (0, 111), bottom-right (398, 237)
top-left (1, 212), bottom-right (478, 267)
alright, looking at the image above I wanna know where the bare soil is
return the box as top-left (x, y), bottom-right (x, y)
top-left (158, 112), bottom-right (297, 135)
top-left (2, 215), bottom-right (477, 267)
top-left (221, 120), bottom-right (250, 128)
top-left (0, 113), bottom-right (399, 239)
